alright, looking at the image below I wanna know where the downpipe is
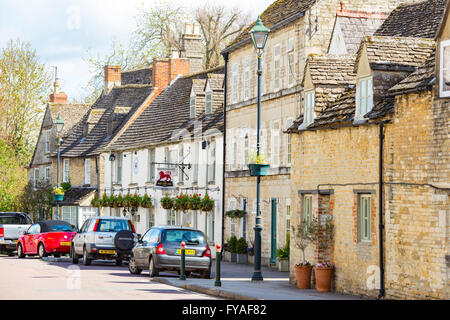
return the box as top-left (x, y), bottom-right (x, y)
top-left (378, 122), bottom-right (385, 299)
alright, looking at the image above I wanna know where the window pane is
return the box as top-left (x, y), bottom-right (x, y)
top-left (360, 79), bottom-right (367, 114)
top-left (444, 45), bottom-right (450, 91)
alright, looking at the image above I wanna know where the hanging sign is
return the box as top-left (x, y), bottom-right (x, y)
top-left (155, 169), bottom-right (175, 188)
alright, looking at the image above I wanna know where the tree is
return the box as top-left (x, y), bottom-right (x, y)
top-left (19, 180), bottom-right (53, 222)
top-left (194, 3), bottom-right (249, 69)
top-left (0, 39), bottom-right (52, 160)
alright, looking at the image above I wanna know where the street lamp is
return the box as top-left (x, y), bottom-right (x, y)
top-left (249, 16), bottom-right (269, 282)
top-left (55, 115), bottom-right (64, 220)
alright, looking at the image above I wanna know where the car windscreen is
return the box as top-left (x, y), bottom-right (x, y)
top-left (96, 219), bottom-right (132, 232)
top-left (0, 215), bottom-right (27, 225)
top-left (50, 225), bottom-right (73, 232)
top-left (163, 230), bottom-right (206, 245)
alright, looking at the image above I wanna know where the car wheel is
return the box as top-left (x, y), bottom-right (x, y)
top-left (148, 256), bottom-right (159, 277)
top-left (83, 247), bottom-right (92, 266)
top-left (128, 255), bottom-right (142, 275)
top-left (71, 244), bottom-right (79, 264)
top-left (17, 244), bottom-right (25, 259)
top-left (7, 251), bottom-right (15, 257)
top-left (200, 268), bottom-right (211, 279)
top-left (54, 253), bottom-right (61, 258)
top-left (38, 243), bottom-right (48, 259)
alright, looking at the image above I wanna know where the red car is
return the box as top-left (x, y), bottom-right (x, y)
top-left (17, 220), bottom-right (77, 259)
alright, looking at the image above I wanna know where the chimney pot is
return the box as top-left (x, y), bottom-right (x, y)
top-left (104, 65), bottom-right (122, 91)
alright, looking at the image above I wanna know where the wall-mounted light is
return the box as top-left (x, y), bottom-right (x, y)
top-left (109, 153), bottom-right (116, 161)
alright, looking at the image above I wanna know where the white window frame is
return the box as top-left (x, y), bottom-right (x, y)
top-left (273, 44), bottom-right (281, 91)
top-left (303, 194), bottom-right (313, 225)
top-left (358, 194), bottom-right (372, 242)
top-left (62, 206), bottom-right (77, 228)
top-left (440, 39), bottom-right (450, 98)
top-left (190, 90), bottom-right (196, 118)
top-left (244, 134), bottom-right (249, 168)
top-left (271, 121), bottom-right (280, 167)
top-left (243, 58), bottom-right (250, 100)
top-left (62, 159), bottom-right (70, 183)
top-left (148, 148), bottom-right (155, 182)
top-left (231, 63), bottom-right (238, 103)
top-left (286, 198), bottom-right (291, 243)
top-left (301, 90), bottom-right (315, 128)
top-left (208, 141), bottom-right (216, 183)
top-left (285, 118), bottom-right (293, 165)
top-left (45, 166), bottom-right (50, 182)
top-left (113, 153), bottom-right (122, 185)
top-left (34, 168), bottom-right (39, 188)
top-left (45, 130), bottom-right (50, 153)
top-left (355, 76), bottom-right (373, 120)
top-left (205, 88), bottom-right (213, 114)
top-left (287, 38), bottom-right (295, 87)
top-left (84, 158), bottom-right (91, 185)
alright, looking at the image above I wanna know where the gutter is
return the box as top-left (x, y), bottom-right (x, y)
top-left (378, 122), bottom-right (386, 299)
top-left (221, 51), bottom-right (229, 252)
top-left (95, 156), bottom-right (100, 216)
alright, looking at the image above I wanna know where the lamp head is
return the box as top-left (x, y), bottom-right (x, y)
top-left (250, 16), bottom-right (270, 54)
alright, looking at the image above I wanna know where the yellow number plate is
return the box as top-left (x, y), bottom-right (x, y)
top-left (14, 240), bottom-right (18, 243)
top-left (99, 250), bottom-right (116, 254)
top-left (176, 249), bottom-right (196, 255)
top-left (60, 242), bottom-right (71, 246)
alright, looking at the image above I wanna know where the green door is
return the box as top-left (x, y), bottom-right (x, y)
top-left (270, 198), bottom-right (277, 264)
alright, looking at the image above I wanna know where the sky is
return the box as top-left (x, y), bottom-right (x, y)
top-left (0, 0), bottom-right (274, 101)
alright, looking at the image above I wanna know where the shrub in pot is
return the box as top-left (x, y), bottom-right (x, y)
top-left (160, 194), bottom-right (173, 210)
top-left (227, 236), bottom-right (238, 262)
top-left (292, 219), bottom-right (316, 289)
top-left (276, 242), bottom-right (290, 272)
top-left (311, 216), bottom-right (334, 292)
top-left (236, 237), bottom-right (248, 264)
top-left (314, 262), bottom-right (334, 292)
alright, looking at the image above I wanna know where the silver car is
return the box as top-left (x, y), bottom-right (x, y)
top-left (71, 216), bottom-right (137, 266)
top-left (128, 226), bottom-right (211, 278)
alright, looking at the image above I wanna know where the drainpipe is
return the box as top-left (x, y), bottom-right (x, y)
top-left (378, 122), bottom-right (385, 298)
top-left (221, 52), bottom-right (229, 252)
top-left (96, 156), bottom-right (100, 216)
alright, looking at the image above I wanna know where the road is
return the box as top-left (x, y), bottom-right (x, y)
top-left (0, 254), bottom-right (218, 300)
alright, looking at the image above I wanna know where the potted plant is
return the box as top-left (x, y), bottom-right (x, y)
top-left (188, 193), bottom-right (202, 211)
top-left (276, 241), bottom-right (290, 272)
top-left (227, 235), bottom-right (238, 263)
top-left (160, 194), bottom-right (173, 210)
top-left (101, 193), bottom-right (110, 208)
top-left (292, 219), bottom-right (316, 289)
top-left (52, 187), bottom-right (64, 202)
top-left (236, 237), bottom-right (248, 264)
top-left (200, 194), bottom-right (214, 212)
top-left (115, 194), bottom-right (124, 208)
top-left (141, 194), bottom-right (153, 208)
top-left (122, 193), bottom-right (132, 208)
top-left (90, 193), bottom-right (100, 208)
top-left (312, 216), bottom-right (334, 292)
top-left (225, 209), bottom-right (246, 219)
top-left (247, 152), bottom-right (270, 176)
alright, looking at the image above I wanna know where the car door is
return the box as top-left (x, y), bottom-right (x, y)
top-left (133, 229), bottom-right (151, 266)
top-left (73, 219), bottom-right (90, 255)
top-left (23, 224), bottom-right (35, 253)
top-left (142, 229), bottom-right (161, 268)
top-left (25, 224), bottom-right (40, 254)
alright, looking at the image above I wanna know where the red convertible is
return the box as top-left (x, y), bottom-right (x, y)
top-left (17, 220), bottom-right (77, 259)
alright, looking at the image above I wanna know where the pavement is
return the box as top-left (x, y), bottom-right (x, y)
top-left (153, 260), bottom-right (368, 300)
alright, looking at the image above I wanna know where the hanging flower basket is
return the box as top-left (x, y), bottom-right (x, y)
top-left (200, 194), bottom-right (214, 212)
top-left (52, 187), bottom-right (64, 202)
top-left (225, 209), bottom-right (246, 219)
top-left (248, 163), bottom-right (270, 176)
top-left (141, 194), bottom-right (153, 208)
top-left (174, 193), bottom-right (190, 212)
top-left (161, 194), bottom-right (174, 210)
top-left (188, 193), bottom-right (202, 210)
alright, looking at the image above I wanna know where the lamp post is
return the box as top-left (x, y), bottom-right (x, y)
top-left (55, 115), bottom-right (64, 220)
top-left (249, 16), bottom-right (269, 282)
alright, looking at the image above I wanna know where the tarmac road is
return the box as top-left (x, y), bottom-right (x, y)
top-left (0, 254), bottom-right (217, 300)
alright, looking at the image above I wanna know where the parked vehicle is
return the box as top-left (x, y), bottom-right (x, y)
top-left (128, 226), bottom-right (211, 278)
top-left (17, 220), bottom-right (77, 259)
top-left (0, 212), bottom-right (32, 256)
top-left (71, 216), bottom-right (137, 266)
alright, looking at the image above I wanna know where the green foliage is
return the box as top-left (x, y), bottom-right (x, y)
top-left (276, 242), bottom-right (290, 259)
top-left (174, 193), bottom-right (190, 212)
top-left (235, 237), bottom-right (248, 254)
top-left (20, 181), bottom-right (53, 222)
top-left (60, 180), bottom-right (71, 192)
top-left (226, 236), bottom-right (238, 253)
top-left (160, 194), bottom-right (174, 210)
top-left (140, 194), bottom-right (153, 208)
top-left (225, 209), bottom-right (246, 219)
top-left (188, 193), bottom-right (202, 210)
top-left (200, 194), bottom-right (214, 212)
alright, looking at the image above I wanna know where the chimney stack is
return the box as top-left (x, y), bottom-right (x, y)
top-left (104, 65), bottom-right (122, 91)
top-left (181, 22), bottom-right (203, 74)
top-left (152, 57), bottom-right (190, 91)
top-left (49, 79), bottom-right (68, 103)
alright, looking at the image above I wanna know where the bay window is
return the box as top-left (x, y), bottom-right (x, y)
top-left (440, 40), bottom-right (450, 97)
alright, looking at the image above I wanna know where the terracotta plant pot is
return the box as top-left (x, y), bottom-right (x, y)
top-left (314, 267), bottom-right (334, 292)
top-left (294, 264), bottom-right (313, 289)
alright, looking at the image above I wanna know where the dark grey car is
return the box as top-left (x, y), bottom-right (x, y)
top-left (128, 226), bottom-right (211, 278)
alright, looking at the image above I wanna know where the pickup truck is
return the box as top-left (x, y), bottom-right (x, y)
top-left (0, 212), bottom-right (33, 256)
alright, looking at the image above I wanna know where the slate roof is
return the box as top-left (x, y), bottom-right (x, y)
top-left (223, 0), bottom-right (316, 53)
top-left (389, 49), bottom-right (437, 95)
top-left (332, 15), bottom-right (386, 54)
top-left (57, 84), bottom-right (153, 157)
top-left (121, 67), bottom-right (153, 85)
top-left (107, 68), bottom-right (224, 151)
top-left (374, 0), bottom-right (447, 39)
top-left (58, 187), bottom-right (96, 206)
top-left (48, 103), bottom-right (91, 137)
top-left (356, 36), bottom-right (436, 72)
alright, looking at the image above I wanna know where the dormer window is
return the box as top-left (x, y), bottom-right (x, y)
top-left (356, 76), bottom-right (373, 120)
top-left (205, 82), bottom-right (212, 114)
top-left (190, 89), bottom-right (196, 118)
top-left (440, 40), bottom-right (450, 98)
top-left (300, 90), bottom-right (315, 128)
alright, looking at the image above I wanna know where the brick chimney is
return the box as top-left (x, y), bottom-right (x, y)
top-left (49, 79), bottom-right (68, 103)
top-left (181, 22), bottom-right (203, 74)
top-left (152, 57), bottom-right (190, 91)
top-left (104, 65), bottom-right (121, 91)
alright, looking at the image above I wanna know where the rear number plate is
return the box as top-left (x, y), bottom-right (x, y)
top-left (176, 249), bottom-right (195, 255)
top-left (99, 250), bottom-right (116, 254)
top-left (13, 240), bottom-right (18, 243)
top-left (60, 242), bottom-right (70, 246)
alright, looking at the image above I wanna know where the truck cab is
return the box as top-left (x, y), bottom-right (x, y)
top-left (0, 212), bottom-right (33, 256)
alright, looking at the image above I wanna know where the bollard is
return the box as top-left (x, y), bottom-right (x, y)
top-left (214, 243), bottom-right (221, 287)
top-left (179, 241), bottom-right (186, 280)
